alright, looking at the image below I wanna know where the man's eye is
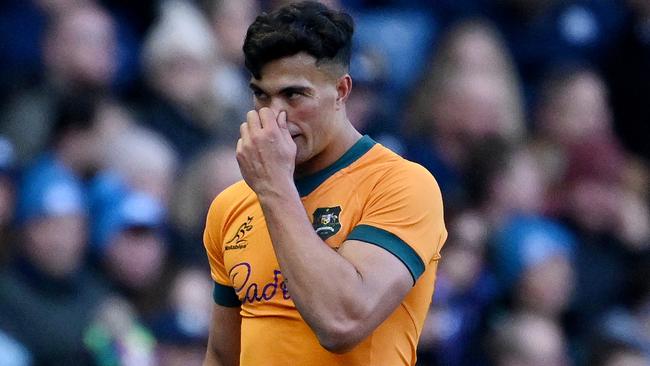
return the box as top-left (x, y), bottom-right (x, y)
top-left (253, 90), bottom-right (267, 99)
top-left (287, 92), bottom-right (302, 100)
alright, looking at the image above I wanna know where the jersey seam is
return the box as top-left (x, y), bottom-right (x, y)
top-left (205, 227), bottom-right (227, 285)
top-left (401, 302), bottom-right (420, 348)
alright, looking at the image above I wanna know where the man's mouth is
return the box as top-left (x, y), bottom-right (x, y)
top-left (288, 125), bottom-right (301, 140)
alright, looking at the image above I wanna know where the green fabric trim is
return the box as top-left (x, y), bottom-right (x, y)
top-left (347, 224), bottom-right (425, 284)
top-left (213, 282), bottom-right (242, 307)
top-left (295, 135), bottom-right (376, 197)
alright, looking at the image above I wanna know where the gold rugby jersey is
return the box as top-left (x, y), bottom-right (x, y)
top-left (204, 135), bottom-right (447, 366)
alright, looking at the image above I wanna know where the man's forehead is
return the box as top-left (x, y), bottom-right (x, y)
top-left (251, 71), bottom-right (313, 90)
top-left (251, 53), bottom-right (339, 88)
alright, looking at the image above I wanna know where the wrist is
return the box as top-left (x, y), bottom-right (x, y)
top-left (256, 181), bottom-right (301, 206)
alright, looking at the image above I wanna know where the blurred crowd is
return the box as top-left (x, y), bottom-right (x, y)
top-left (0, 0), bottom-right (648, 365)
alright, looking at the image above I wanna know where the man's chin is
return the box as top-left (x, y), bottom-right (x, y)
top-left (294, 153), bottom-right (308, 166)
top-left (293, 140), bottom-right (307, 162)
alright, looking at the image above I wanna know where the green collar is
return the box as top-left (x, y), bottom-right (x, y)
top-left (295, 135), bottom-right (376, 197)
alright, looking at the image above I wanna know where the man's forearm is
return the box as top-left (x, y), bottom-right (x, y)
top-left (203, 350), bottom-right (227, 366)
top-left (204, 341), bottom-right (239, 366)
top-left (204, 304), bottom-right (241, 366)
top-left (258, 187), bottom-right (371, 348)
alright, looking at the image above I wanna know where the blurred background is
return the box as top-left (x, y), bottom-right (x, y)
top-left (0, 0), bottom-right (648, 365)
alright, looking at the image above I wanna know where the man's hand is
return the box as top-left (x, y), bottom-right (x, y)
top-left (236, 108), bottom-right (297, 197)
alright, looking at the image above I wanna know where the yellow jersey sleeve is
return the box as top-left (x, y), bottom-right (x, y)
top-left (347, 161), bottom-right (447, 284)
top-left (204, 186), bottom-right (242, 307)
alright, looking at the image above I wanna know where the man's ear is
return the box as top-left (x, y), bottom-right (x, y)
top-left (335, 74), bottom-right (352, 108)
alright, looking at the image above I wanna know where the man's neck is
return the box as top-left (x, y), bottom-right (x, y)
top-left (295, 120), bottom-right (362, 178)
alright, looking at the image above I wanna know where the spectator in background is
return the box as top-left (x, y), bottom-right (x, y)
top-left (0, 137), bottom-right (17, 265)
top-left (539, 66), bottom-right (650, 246)
top-left (346, 49), bottom-right (387, 135)
top-left (204, 0), bottom-right (260, 119)
top-left (350, 0), bottom-right (437, 119)
top-left (20, 90), bottom-right (107, 190)
top-left (345, 48), bottom-right (404, 151)
top-left (84, 296), bottom-right (157, 366)
top-left (102, 126), bottom-right (178, 205)
top-left (403, 19), bottom-right (525, 208)
top-left (463, 135), bottom-right (579, 359)
top-left (487, 312), bottom-right (571, 366)
top-left (93, 189), bottom-right (169, 318)
top-left (532, 66), bottom-right (650, 342)
top-left (463, 140), bottom-right (549, 228)
top-left (0, 0), bottom-right (93, 99)
top-left (150, 267), bottom-right (213, 366)
top-left (0, 162), bottom-right (109, 365)
top-left (493, 216), bottom-right (577, 320)
top-left (487, 0), bottom-right (626, 104)
top-left (140, 0), bottom-right (238, 161)
top-left (419, 125), bottom-right (558, 366)
top-left (419, 212), bottom-right (497, 366)
top-left (170, 143), bottom-right (241, 263)
top-left (84, 119), bottom-right (176, 308)
top-left (1, 3), bottom-right (118, 164)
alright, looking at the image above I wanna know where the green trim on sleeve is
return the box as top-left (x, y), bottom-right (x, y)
top-left (213, 282), bottom-right (242, 307)
top-left (347, 224), bottom-right (425, 284)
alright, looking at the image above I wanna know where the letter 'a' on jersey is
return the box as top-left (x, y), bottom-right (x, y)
top-left (204, 135), bottom-right (447, 366)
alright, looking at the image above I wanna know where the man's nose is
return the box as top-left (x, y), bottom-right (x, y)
top-left (269, 97), bottom-right (287, 116)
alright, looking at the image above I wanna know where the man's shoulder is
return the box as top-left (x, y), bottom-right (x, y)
top-left (206, 180), bottom-right (255, 222)
top-left (213, 180), bottom-right (254, 204)
top-left (361, 143), bottom-right (439, 189)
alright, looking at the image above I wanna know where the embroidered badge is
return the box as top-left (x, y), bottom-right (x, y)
top-left (312, 206), bottom-right (342, 240)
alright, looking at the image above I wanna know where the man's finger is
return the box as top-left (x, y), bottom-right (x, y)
top-left (258, 108), bottom-right (277, 131)
top-left (240, 122), bottom-right (250, 141)
top-left (236, 138), bottom-right (244, 159)
top-left (277, 111), bottom-right (292, 143)
top-left (277, 111), bottom-right (288, 129)
top-left (236, 136), bottom-right (243, 148)
top-left (247, 110), bottom-right (262, 130)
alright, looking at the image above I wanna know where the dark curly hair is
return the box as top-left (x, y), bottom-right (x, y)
top-left (243, 1), bottom-right (354, 79)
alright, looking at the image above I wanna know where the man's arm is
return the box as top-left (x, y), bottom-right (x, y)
top-left (204, 303), bottom-right (242, 366)
top-left (260, 191), bottom-right (413, 353)
top-left (236, 108), bottom-right (416, 352)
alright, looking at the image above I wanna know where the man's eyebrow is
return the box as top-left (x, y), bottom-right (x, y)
top-left (279, 86), bottom-right (311, 94)
top-left (249, 83), bottom-right (264, 92)
top-left (249, 83), bottom-right (312, 95)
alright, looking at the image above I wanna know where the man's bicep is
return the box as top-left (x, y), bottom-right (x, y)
top-left (204, 303), bottom-right (241, 366)
top-left (338, 239), bottom-right (413, 314)
top-left (354, 163), bottom-right (447, 270)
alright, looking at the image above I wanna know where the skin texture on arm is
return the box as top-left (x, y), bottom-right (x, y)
top-left (203, 303), bottom-right (242, 366)
top-left (236, 107), bottom-right (413, 353)
top-left (260, 192), bottom-right (413, 353)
